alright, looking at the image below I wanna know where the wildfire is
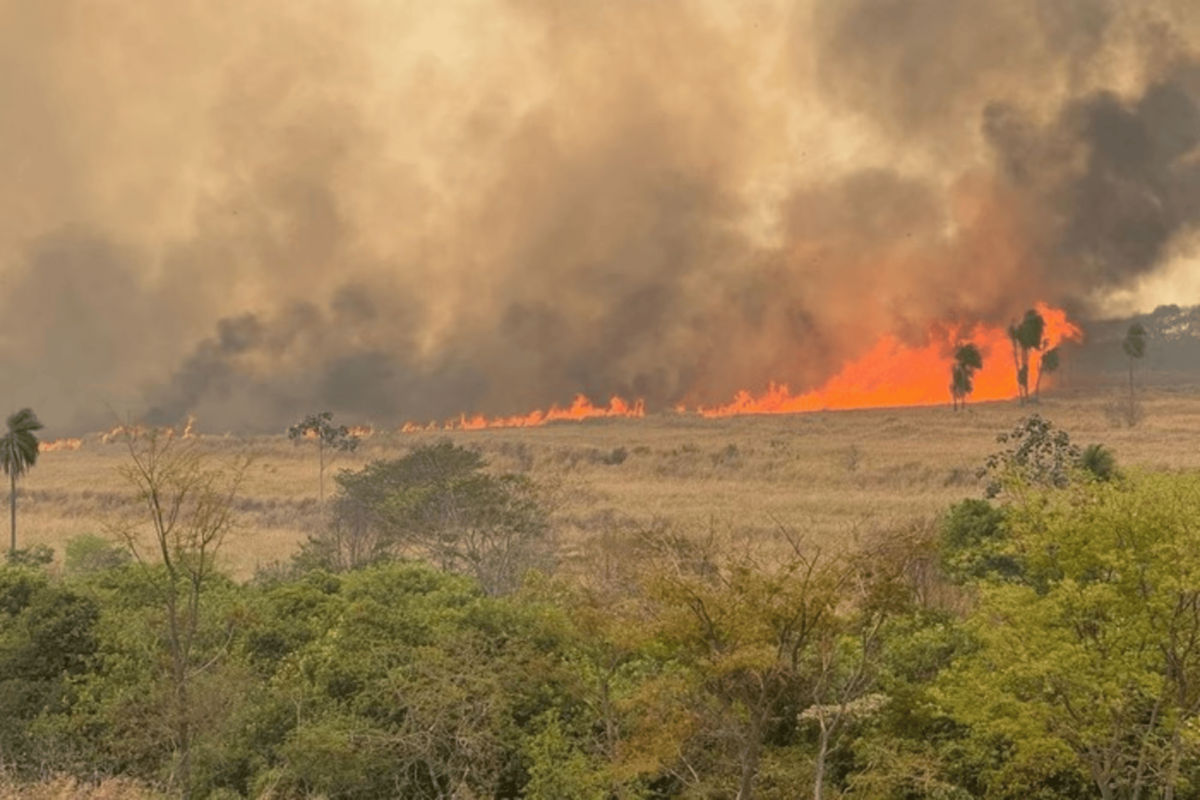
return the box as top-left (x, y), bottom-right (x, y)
top-left (39, 438), bottom-right (83, 453)
top-left (699, 304), bottom-right (1083, 417)
top-left (396, 304), bottom-right (1082, 431)
top-left (402, 396), bottom-right (646, 433)
top-left (99, 415), bottom-right (198, 443)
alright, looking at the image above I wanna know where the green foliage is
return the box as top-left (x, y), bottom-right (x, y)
top-left (223, 562), bottom-right (570, 799)
top-left (1078, 442), bottom-right (1118, 482)
top-left (64, 534), bottom-right (131, 575)
top-left (522, 711), bottom-right (609, 800)
top-left (6, 543), bottom-right (55, 567)
top-left (310, 441), bottom-right (553, 594)
top-left (939, 499), bottom-right (1021, 582)
top-left (939, 473), bottom-right (1200, 798)
top-left (0, 567), bottom-right (100, 773)
top-left (0, 408), bottom-right (43, 480)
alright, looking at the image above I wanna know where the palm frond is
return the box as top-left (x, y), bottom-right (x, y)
top-left (1, 408), bottom-right (43, 477)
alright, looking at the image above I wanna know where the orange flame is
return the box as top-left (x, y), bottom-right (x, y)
top-left (392, 305), bottom-right (1082, 432)
top-left (39, 438), bottom-right (83, 453)
top-left (403, 395), bottom-right (646, 432)
top-left (99, 415), bottom-right (198, 443)
top-left (699, 303), bottom-right (1082, 417)
top-left (346, 425), bottom-right (374, 438)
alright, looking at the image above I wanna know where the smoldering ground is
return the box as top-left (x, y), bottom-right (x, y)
top-left (1, 0), bottom-right (1199, 434)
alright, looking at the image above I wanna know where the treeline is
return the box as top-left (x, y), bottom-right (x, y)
top-left (3, 419), bottom-right (1200, 799)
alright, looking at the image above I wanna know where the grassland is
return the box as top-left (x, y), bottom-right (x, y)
top-left (18, 384), bottom-right (1200, 581)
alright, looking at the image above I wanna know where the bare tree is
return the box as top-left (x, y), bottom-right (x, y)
top-left (110, 428), bottom-right (250, 800)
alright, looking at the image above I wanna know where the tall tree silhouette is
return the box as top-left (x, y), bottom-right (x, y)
top-left (0, 408), bottom-right (44, 555)
top-left (1122, 322), bottom-right (1147, 398)
top-left (1008, 309), bottom-right (1046, 404)
top-left (950, 343), bottom-right (983, 411)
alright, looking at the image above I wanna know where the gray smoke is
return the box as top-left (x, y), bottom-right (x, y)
top-left (2, 0), bottom-right (1199, 434)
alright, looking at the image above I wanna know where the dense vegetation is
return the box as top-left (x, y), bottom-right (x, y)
top-left (4, 418), bottom-right (1200, 799)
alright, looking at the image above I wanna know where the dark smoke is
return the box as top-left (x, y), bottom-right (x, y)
top-left (1, 0), bottom-right (1199, 435)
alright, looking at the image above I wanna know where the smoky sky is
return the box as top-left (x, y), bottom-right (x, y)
top-left (2, 0), bottom-right (1199, 434)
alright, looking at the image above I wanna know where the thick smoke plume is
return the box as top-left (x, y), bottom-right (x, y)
top-left (2, 0), bottom-right (1199, 434)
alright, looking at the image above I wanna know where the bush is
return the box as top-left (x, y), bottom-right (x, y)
top-left (304, 441), bottom-right (554, 594)
top-left (5, 544), bottom-right (54, 568)
top-left (1078, 443), bottom-right (1119, 482)
top-left (64, 534), bottom-right (130, 576)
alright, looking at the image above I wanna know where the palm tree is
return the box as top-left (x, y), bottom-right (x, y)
top-left (950, 343), bottom-right (983, 410)
top-left (1122, 322), bottom-right (1147, 397)
top-left (1, 408), bottom-right (44, 555)
top-left (1009, 309), bottom-right (1046, 403)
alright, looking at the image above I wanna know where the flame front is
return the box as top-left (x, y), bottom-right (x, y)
top-left (398, 304), bottom-right (1082, 431)
top-left (403, 396), bottom-right (647, 433)
top-left (700, 304), bottom-right (1083, 417)
top-left (39, 438), bottom-right (83, 453)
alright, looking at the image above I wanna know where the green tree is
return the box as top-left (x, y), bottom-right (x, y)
top-left (950, 343), bottom-right (983, 411)
top-left (0, 567), bottom-right (100, 772)
top-left (1008, 309), bottom-right (1046, 404)
top-left (1, 408), bottom-right (43, 555)
top-left (237, 563), bottom-right (564, 799)
top-left (1122, 322), bottom-right (1147, 397)
top-left (109, 429), bottom-right (250, 799)
top-left (640, 528), bottom-right (891, 800)
top-left (313, 441), bottom-right (553, 594)
top-left (939, 473), bottom-right (1200, 799)
top-left (287, 411), bottom-right (360, 504)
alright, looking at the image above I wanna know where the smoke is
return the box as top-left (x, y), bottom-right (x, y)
top-left (1, 0), bottom-right (1199, 434)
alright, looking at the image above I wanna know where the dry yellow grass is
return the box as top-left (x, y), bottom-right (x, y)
top-left (17, 385), bottom-right (1200, 581)
top-left (0, 775), bottom-right (158, 800)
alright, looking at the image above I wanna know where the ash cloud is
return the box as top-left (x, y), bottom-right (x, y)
top-left (1, 0), bottom-right (1199, 435)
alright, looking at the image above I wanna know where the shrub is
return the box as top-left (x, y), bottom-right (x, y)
top-left (5, 545), bottom-right (54, 568)
top-left (304, 441), bottom-right (554, 594)
top-left (1078, 443), bottom-right (1118, 482)
top-left (64, 534), bottom-right (130, 576)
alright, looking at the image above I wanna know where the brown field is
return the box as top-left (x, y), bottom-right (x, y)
top-left (18, 384), bottom-right (1200, 581)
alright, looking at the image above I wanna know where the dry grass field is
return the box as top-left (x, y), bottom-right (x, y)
top-left (17, 383), bottom-right (1200, 581)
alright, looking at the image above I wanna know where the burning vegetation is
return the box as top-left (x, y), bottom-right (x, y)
top-left (0, 1), bottom-right (1197, 436)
